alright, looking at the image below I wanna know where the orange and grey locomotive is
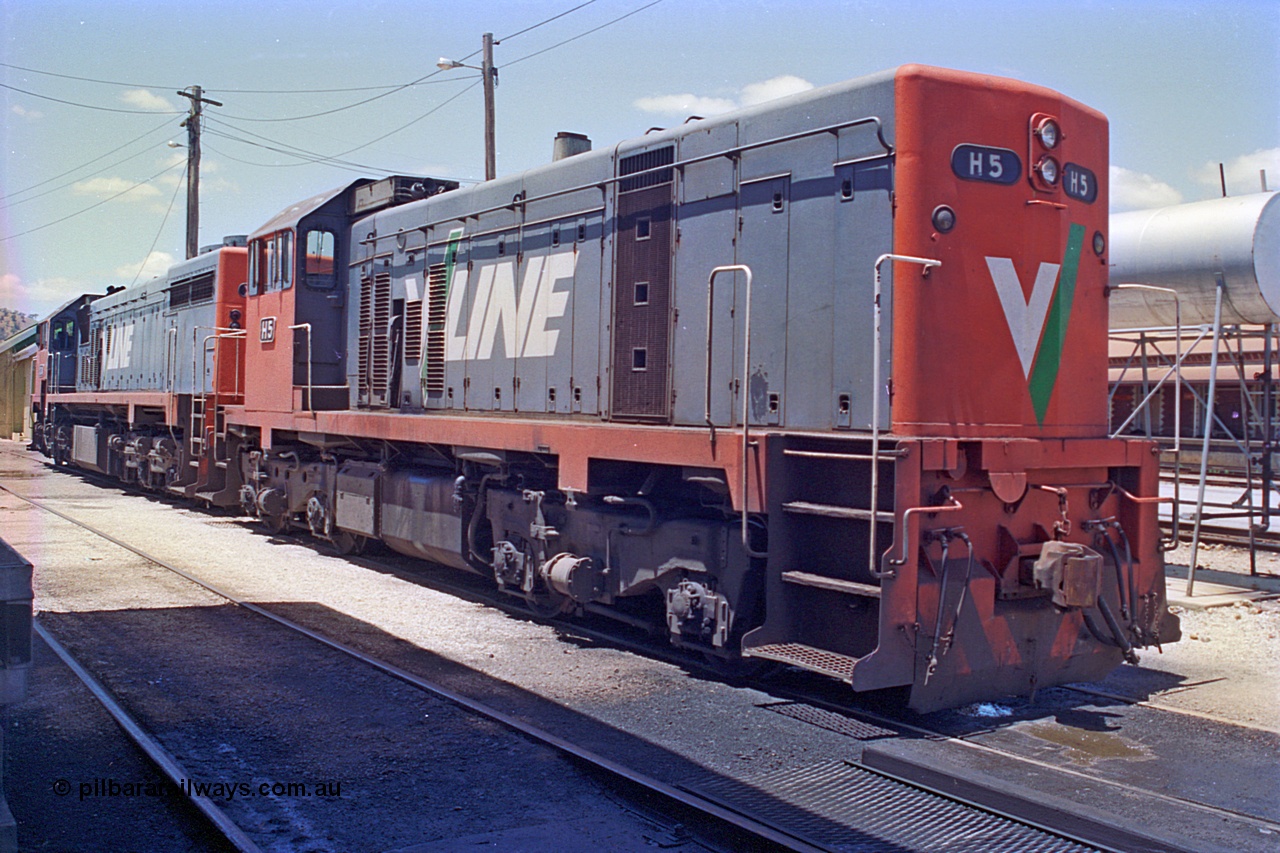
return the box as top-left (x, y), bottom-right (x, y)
top-left (32, 65), bottom-right (1178, 710)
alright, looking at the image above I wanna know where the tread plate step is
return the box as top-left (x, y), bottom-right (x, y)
top-left (782, 500), bottom-right (893, 523)
top-left (744, 642), bottom-right (858, 680)
top-left (781, 571), bottom-right (882, 598)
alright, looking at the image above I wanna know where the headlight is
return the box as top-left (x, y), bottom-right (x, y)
top-left (1036, 118), bottom-right (1060, 150)
top-left (1036, 156), bottom-right (1059, 185)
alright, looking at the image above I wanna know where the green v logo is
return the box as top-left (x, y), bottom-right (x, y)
top-left (986, 223), bottom-right (1087, 425)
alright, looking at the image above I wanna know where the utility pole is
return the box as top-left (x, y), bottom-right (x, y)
top-left (437, 34), bottom-right (499, 180)
top-left (176, 86), bottom-right (222, 259)
top-left (481, 33), bottom-right (497, 181)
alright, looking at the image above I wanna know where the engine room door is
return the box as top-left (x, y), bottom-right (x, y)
top-left (610, 147), bottom-right (675, 421)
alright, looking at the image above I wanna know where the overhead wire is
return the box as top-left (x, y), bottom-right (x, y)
top-left (498, 0), bottom-right (600, 41)
top-left (0, 81), bottom-right (183, 115)
top-left (0, 61), bottom-right (177, 90)
top-left (274, 0), bottom-right (662, 163)
top-left (3, 0), bottom-right (661, 246)
top-left (504, 0), bottom-right (666, 68)
top-left (128, 171), bottom-right (186, 288)
top-left (1, 117), bottom-right (178, 209)
top-left (0, 162), bottom-right (185, 243)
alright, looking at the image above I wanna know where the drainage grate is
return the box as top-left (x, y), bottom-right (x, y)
top-left (682, 760), bottom-right (1098, 853)
top-left (759, 701), bottom-right (898, 741)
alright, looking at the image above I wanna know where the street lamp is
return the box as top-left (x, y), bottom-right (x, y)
top-left (437, 32), bottom-right (498, 181)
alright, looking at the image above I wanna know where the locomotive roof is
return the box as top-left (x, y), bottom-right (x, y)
top-left (40, 292), bottom-right (100, 323)
top-left (250, 181), bottom-right (362, 241)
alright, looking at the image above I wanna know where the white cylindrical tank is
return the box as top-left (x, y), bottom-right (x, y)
top-left (1108, 191), bottom-right (1280, 329)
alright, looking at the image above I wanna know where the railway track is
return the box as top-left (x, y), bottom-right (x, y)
top-left (0, 453), bottom-right (1126, 853)
top-left (7, 447), bottom-right (1280, 851)
top-left (5, 482), bottom-right (796, 852)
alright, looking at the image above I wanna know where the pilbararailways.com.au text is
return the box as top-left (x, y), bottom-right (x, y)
top-left (54, 777), bottom-right (343, 801)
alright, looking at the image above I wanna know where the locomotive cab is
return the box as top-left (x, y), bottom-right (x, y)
top-left (243, 176), bottom-right (458, 415)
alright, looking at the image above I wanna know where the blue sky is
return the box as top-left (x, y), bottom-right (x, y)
top-left (2, 0), bottom-right (1277, 315)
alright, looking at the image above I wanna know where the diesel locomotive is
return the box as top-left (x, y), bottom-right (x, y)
top-left (30, 65), bottom-right (1179, 711)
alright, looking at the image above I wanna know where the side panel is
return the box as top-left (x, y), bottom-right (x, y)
top-left (672, 120), bottom-right (739, 427)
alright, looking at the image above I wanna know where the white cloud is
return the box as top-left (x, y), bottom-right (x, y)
top-left (739, 75), bottom-right (814, 106)
top-left (633, 93), bottom-right (736, 116)
top-left (72, 176), bottom-right (163, 200)
top-left (1194, 147), bottom-right (1280, 196)
top-left (634, 75), bottom-right (815, 117)
top-left (10, 104), bottom-right (44, 120)
top-left (119, 88), bottom-right (177, 112)
top-left (115, 251), bottom-right (176, 283)
top-left (1109, 166), bottom-right (1183, 212)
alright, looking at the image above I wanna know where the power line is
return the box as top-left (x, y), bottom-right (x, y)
top-left (129, 172), bottom-right (186, 288)
top-left (0, 61), bottom-right (176, 90)
top-left (1, 163), bottom-right (185, 243)
top-left (499, 0), bottom-right (600, 42)
top-left (322, 1), bottom-right (663, 164)
top-left (213, 71), bottom-right (471, 123)
top-left (505, 0), bottom-right (667, 68)
top-left (325, 81), bottom-right (483, 161)
top-left (0, 117), bottom-right (176, 208)
top-left (202, 118), bottom-right (398, 172)
top-left (0, 81), bottom-right (183, 115)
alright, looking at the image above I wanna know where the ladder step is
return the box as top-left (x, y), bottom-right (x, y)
top-left (781, 571), bottom-right (882, 598)
top-left (743, 642), bottom-right (857, 680)
top-left (782, 501), bottom-right (893, 523)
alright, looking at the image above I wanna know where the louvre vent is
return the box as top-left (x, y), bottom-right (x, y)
top-left (424, 262), bottom-right (449, 395)
top-left (169, 272), bottom-right (216, 308)
top-left (403, 300), bottom-right (423, 362)
top-left (357, 271), bottom-right (393, 407)
top-left (619, 146), bottom-right (674, 193)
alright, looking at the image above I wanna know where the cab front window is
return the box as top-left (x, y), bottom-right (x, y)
top-left (303, 229), bottom-right (336, 289)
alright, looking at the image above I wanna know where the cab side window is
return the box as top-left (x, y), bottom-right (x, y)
top-left (249, 231), bottom-right (295, 294)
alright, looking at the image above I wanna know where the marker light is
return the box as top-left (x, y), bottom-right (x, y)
top-left (1036, 118), bottom-right (1060, 150)
top-left (932, 205), bottom-right (956, 233)
top-left (1036, 156), bottom-right (1059, 185)
top-left (1093, 230), bottom-right (1106, 256)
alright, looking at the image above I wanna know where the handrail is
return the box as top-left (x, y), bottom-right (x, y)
top-left (705, 264), bottom-right (766, 558)
top-left (356, 115), bottom-right (893, 249)
top-left (882, 496), bottom-right (964, 576)
top-left (289, 323), bottom-right (313, 413)
top-left (869, 253), bottom-right (940, 579)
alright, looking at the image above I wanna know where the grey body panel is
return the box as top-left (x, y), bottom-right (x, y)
top-left (82, 252), bottom-right (224, 396)
top-left (352, 68), bottom-right (898, 431)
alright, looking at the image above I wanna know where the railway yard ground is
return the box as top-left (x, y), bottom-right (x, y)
top-left (1, 438), bottom-right (1278, 852)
